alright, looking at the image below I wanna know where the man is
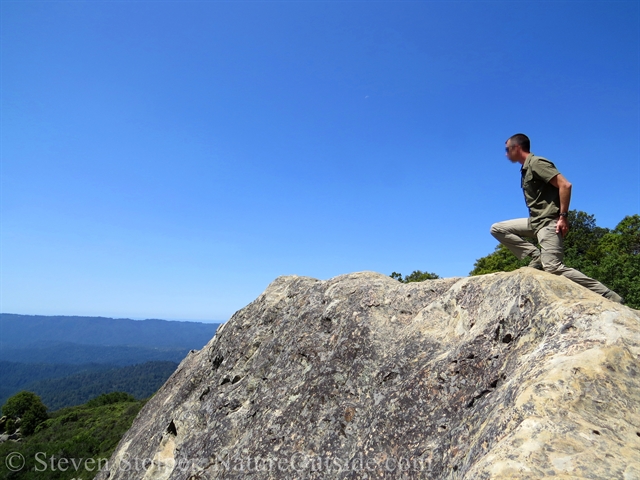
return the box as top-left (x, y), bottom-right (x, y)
top-left (490, 133), bottom-right (623, 303)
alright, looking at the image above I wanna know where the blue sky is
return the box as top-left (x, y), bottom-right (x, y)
top-left (1, 1), bottom-right (638, 322)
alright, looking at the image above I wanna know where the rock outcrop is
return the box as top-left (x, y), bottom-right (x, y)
top-left (96, 269), bottom-right (640, 479)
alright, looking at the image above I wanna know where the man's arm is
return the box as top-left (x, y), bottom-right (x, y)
top-left (550, 173), bottom-right (572, 237)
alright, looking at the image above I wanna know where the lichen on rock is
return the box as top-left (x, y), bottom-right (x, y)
top-left (96, 269), bottom-right (640, 479)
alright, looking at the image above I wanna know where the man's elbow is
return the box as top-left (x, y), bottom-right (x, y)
top-left (558, 176), bottom-right (572, 190)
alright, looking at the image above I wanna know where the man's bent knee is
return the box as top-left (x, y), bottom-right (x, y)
top-left (542, 261), bottom-right (563, 275)
top-left (490, 222), bottom-right (505, 238)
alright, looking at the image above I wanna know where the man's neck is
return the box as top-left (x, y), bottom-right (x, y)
top-left (517, 152), bottom-right (531, 165)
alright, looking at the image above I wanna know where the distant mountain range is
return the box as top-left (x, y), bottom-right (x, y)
top-left (0, 313), bottom-right (219, 349)
top-left (0, 313), bottom-right (220, 409)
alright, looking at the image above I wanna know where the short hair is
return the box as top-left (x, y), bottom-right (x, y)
top-left (508, 133), bottom-right (530, 152)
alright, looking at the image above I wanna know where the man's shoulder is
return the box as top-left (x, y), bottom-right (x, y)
top-left (529, 154), bottom-right (552, 164)
top-left (522, 153), bottom-right (550, 167)
top-left (528, 154), bottom-right (559, 171)
top-left (526, 154), bottom-right (561, 184)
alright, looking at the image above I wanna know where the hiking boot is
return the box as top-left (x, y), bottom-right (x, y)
top-left (603, 290), bottom-right (624, 304)
top-left (528, 251), bottom-right (543, 270)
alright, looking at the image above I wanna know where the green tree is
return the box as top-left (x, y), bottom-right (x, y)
top-left (562, 211), bottom-right (610, 272)
top-left (390, 270), bottom-right (440, 283)
top-left (585, 215), bottom-right (640, 308)
top-left (470, 244), bottom-right (528, 275)
top-left (0, 394), bottom-right (145, 480)
top-left (2, 391), bottom-right (48, 435)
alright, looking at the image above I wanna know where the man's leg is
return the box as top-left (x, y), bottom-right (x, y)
top-left (536, 221), bottom-right (622, 302)
top-left (490, 219), bottom-right (541, 266)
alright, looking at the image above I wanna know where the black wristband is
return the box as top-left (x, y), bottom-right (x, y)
top-left (559, 212), bottom-right (568, 218)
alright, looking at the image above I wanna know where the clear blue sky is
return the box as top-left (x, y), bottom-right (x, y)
top-left (1, 1), bottom-right (638, 322)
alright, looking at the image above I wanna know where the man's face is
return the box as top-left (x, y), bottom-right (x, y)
top-left (505, 141), bottom-right (519, 163)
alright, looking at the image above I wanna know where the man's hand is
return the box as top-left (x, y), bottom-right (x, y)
top-left (556, 216), bottom-right (570, 237)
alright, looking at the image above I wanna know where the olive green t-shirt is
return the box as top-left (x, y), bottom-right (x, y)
top-left (520, 153), bottom-right (561, 232)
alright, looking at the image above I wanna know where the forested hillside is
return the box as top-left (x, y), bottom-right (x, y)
top-left (0, 315), bottom-right (220, 410)
top-left (29, 361), bottom-right (179, 410)
top-left (0, 362), bottom-right (111, 407)
top-left (0, 392), bottom-right (145, 480)
top-left (0, 361), bottom-right (178, 410)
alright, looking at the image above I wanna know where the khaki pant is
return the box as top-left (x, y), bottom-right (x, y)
top-left (490, 218), bottom-right (610, 296)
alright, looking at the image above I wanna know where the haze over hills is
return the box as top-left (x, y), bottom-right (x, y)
top-left (0, 314), bottom-right (220, 408)
top-left (0, 313), bottom-right (220, 349)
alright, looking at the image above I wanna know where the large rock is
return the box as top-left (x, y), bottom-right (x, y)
top-left (96, 269), bottom-right (640, 479)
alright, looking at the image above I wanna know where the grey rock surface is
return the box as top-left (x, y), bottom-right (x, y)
top-left (96, 269), bottom-right (640, 479)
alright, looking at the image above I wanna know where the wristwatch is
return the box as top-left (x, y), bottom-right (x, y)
top-left (559, 212), bottom-right (568, 218)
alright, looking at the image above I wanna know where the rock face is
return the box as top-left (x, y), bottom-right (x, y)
top-left (96, 269), bottom-right (640, 480)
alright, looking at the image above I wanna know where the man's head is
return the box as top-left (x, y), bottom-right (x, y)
top-left (505, 133), bottom-right (530, 164)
